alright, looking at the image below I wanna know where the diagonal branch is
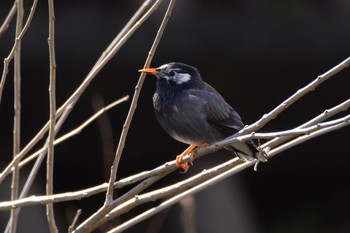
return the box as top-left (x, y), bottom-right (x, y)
top-left (242, 56), bottom-right (350, 134)
top-left (264, 98), bottom-right (350, 149)
top-left (105, 0), bottom-right (171, 203)
top-left (0, 3), bottom-right (17, 38)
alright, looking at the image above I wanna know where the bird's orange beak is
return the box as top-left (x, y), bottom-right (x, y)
top-left (138, 68), bottom-right (158, 75)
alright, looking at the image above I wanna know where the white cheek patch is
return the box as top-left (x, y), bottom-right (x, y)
top-left (175, 73), bottom-right (191, 84)
top-left (158, 64), bottom-right (169, 70)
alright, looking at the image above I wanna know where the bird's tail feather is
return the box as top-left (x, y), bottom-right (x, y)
top-left (225, 140), bottom-right (267, 162)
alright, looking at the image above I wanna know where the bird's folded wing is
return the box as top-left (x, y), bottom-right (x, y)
top-left (186, 87), bottom-right (244, 134)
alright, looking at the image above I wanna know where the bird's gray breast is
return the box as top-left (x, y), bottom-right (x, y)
top-left (153, 91), bottom-right (223, 145)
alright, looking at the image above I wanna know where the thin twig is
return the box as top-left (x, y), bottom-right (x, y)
top-left (264, 98), bottom-right (350, 149)
top-left (105, 0), bottom-right (170, 203)
top-left (0, 3), bottom-right (17, 38)
top-left (0, 183), bottom-right (109, 211)
top-left (9, 0), bottom-right (23, 232)
top-left (93, 0), bottom-right (153, 68)
top-left (239, 113), bottom-right (350, 141)
top-left (46, 0), bottom-right (58, 231)
top-left (0, 0), bottom-right (39, 105)
top-left (68, 209), bottom-right (82, 233)
top-left (0, 163), bottom-right (173, 211)
top-left (242, 56), bottom-right (350, 134)
top-left (269, 120), bottom-right (350, 156)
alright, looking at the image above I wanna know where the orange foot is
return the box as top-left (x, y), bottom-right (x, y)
top-left (176, 144), bottom-right (196, 173)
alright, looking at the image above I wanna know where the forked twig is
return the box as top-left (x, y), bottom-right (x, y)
top-left (0, 0), bottom-right (39, 104)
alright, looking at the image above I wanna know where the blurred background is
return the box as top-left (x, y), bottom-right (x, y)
top-left (1, 0), bottom-right (350, 232)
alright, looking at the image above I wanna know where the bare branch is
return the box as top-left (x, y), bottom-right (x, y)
top-left (46, 0), bottom-right (58, 231)
top-left (9, 0), bottom-right (24, 231)
top-left (269, 118), bottom-right (350, 156)
top-left (264, 98), bottom-right (350, 149)
top-left (0, 161), bottom-right (174, 211)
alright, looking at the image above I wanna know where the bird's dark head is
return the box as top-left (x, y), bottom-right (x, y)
top-left (139, 62), bottom-right (204, 89)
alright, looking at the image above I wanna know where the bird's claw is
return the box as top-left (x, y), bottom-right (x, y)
top-left (175, 144), bottom-right (197, 173)
top-left (176, 155), bottom-right (190, 173)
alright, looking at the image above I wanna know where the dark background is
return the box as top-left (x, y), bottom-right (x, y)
top-left (1, 0), bottom-right (350, 232)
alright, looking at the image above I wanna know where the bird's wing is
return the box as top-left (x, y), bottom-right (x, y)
top-left (186, 84), bottom-right (244, 134)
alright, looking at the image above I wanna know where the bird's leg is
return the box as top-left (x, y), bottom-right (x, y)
top-left (176, 144), bottom-right (196, 173)
top-left (176, 143), bottom-right (210, 172)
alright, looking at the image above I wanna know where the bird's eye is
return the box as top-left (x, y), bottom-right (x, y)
top-left (169, 71), bottom-right (175, 76)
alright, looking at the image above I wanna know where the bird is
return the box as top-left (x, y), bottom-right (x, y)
top-left (139, 62), bottom-right (264, 172)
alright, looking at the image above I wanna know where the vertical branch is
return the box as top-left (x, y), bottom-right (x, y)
top-left (46, 0), bottom-right (58, 232)
top-left (9, 0), bottom-right (23, 232)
